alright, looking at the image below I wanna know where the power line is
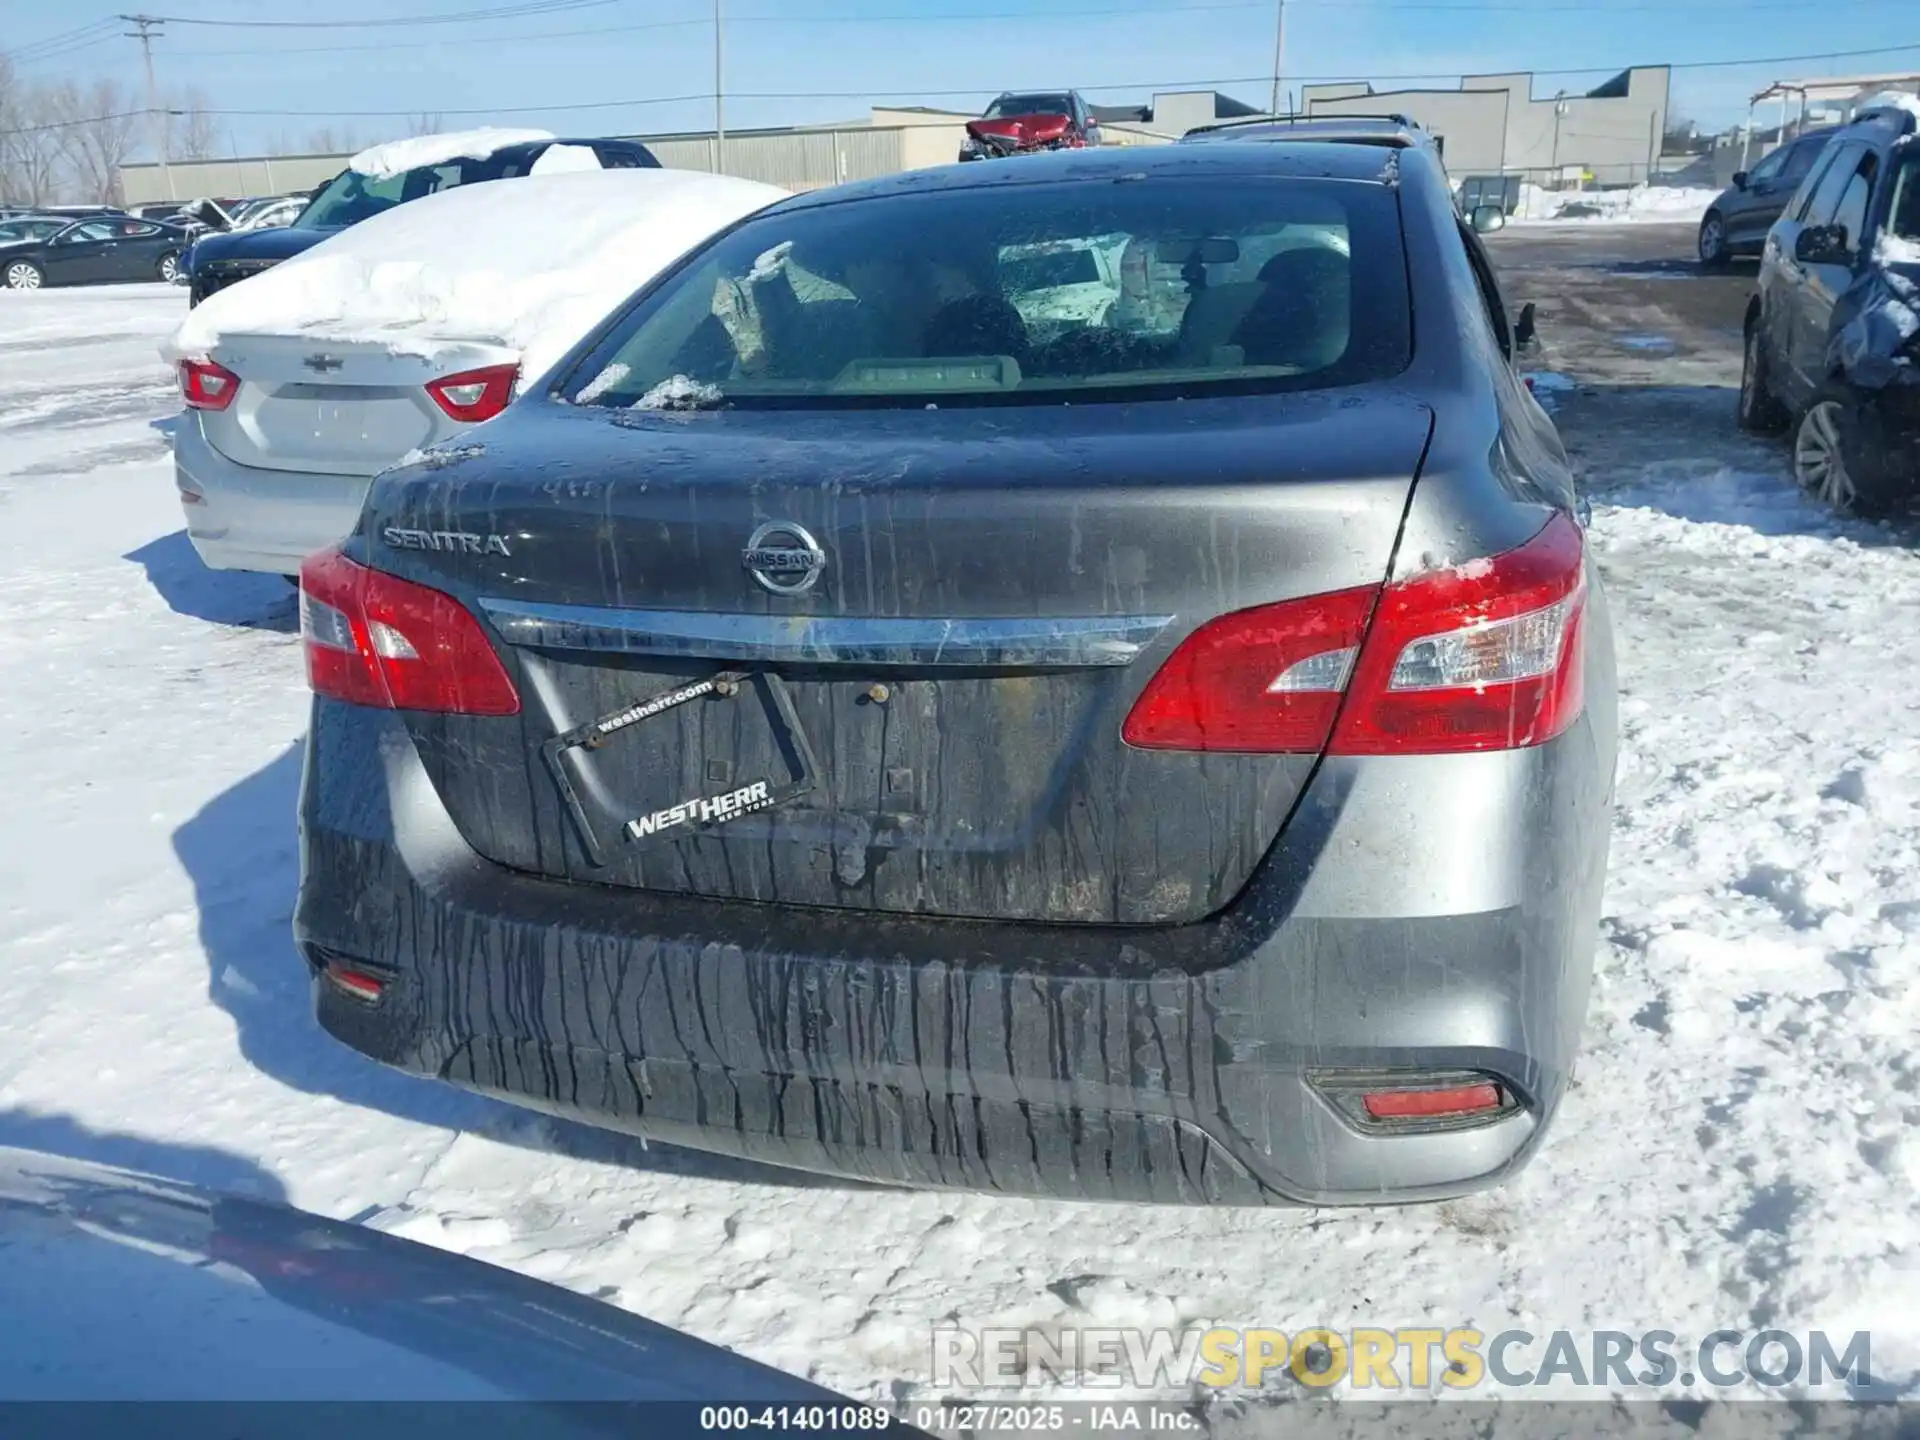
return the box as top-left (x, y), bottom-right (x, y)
top-left (141, 0), bottom-right (616, 28)
top-left (6, 20), bottom-right (123, 64)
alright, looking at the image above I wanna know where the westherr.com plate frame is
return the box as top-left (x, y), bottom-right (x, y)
top-left (538, 669), bottom-right (819, 868)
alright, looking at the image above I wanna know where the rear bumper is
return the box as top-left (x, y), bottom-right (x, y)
top-left (173, 413), bottom-right (371, 576)
top-left (295, 685), bottom-right (1615, 1206)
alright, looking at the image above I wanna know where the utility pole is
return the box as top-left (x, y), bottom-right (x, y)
top-left (1550, 93), bottom-right (1569, 179)
top-left (713, 0), bottom-right (726, 175)
top-left (1268, 0), bottom-right (1286, 117)
top-left (122, 14), bottom-right (174, 203)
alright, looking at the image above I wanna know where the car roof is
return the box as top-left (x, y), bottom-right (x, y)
top-left (1186, 114), bottom-right (1430, 147)
top-left (773, 140), bottom-right (1402, 213)
top-left (1834, 105), bottom-right (1918, 142)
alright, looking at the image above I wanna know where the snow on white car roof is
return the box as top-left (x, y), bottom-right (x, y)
top-left (347, 127), bottom-right (558, 180)
top-left (165, 168), bottom-right (790, 386)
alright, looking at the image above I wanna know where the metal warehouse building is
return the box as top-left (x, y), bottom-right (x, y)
top-left (1301, 68), bottom-right (1672, 186)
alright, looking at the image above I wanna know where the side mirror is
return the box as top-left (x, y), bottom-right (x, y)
top-left (1470, 203), bottom-right (1507, 234)
top-left (1793, 224), bottom-right (1850, 266)
top-left (1732, 170), bottom-right (1749, 190)
top-left (1514, 302), bottom-right (1538, 350)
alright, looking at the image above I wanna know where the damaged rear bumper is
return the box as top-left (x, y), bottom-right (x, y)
top-left (295, 698), bottom-right (1611, 1207)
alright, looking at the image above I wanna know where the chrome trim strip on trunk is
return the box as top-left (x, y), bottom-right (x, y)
top-left (477, 599), bottom-right (1174, 668)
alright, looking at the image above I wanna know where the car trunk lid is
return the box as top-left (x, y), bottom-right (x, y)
top-left (200, 332), bottom-right (519, 475)
top-left (371, 392), bottom-right (1431, 924)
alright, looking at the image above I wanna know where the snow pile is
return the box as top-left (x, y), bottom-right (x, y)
top-left (165, 169), bottom-right (790, 386)
top-left (1513, 182), bottom-right (1721, 224)
top-left (348, 127), bottom-right (557, 180)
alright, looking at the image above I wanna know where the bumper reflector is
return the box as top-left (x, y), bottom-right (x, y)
top-left (1311, 1069), bottom-right (1519, 1132)
top-left (325, 963), bottom-right (388, 1004)
top-left (1362, 1083), bottom-right (1503, 1120)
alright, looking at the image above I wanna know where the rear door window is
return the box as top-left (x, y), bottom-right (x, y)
top-left (1781, 136), bottom-right (1826, 183)
top-left (565, 177), bottom-right (1408, 408)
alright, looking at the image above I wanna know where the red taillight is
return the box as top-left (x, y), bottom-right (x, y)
top-left (1362, 1083), bottom-right (1503, 1120)
top-left (179, 358), bottom-right (240, 410)
top-left (1329, 511), bottom-right (1585, 755)
top-left (424, 363), bottom-right (518, 423)
top-left (1120, 512), bottom-right (1585, 756)
top-left (1121, 585), bottom-right (1377, 753)
top-left (299, 548), bottom-right (520, 716)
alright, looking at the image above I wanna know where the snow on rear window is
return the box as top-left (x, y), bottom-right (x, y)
top-left (350, 127), bottom-right (557, 181)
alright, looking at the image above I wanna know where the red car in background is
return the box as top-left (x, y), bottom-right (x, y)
top-left (960, 90), bottom-right (1102, 161)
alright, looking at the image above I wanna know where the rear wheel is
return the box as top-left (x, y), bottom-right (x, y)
top-left (1737, 321), bottom-right (1790, 434)
top-left (157, 250), bottom-right (181, 284)
top-left (1698, 212), bottom-right (1729, 269)
top-left (1794, 385), bottom-right (1907, 516)
top-left (4, 259), bottom-right (44, 291)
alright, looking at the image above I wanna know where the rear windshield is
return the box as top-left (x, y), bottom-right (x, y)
top-left (562, 176), bottom-right (1411, 410)
top-left (987, 94), bottom-right (1074, 118)
top-left (295, 152), bottom-right (535, 231)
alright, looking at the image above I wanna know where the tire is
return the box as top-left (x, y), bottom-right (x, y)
top-left (157, 250), bottom-right (181, 284)
top-left (4, 259), bottom-right (44, 291)
top-left (1793, 384), bottom-right (1908, 517)
top-left (1698, 211), bottom-right (1730, 269)
top-left (1737, 320), bottom-right (1791, 434)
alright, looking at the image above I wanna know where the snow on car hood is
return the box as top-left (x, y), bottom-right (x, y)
top-left (164, 169), bottom-right (791, 386)
top-left (347, 126), bottom-right (558, 180)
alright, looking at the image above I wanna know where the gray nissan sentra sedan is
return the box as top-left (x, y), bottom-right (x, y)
top-left (293, 141), bottom-right (1618, 1206)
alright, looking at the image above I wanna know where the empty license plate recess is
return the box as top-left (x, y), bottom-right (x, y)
top-left (539, 670), bottom-right (819, 867)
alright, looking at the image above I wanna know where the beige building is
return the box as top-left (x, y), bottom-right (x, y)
top-left (117, 97), bottom-right (1212, 205)
top-left (1300, 68), bottom-right (1672, 186)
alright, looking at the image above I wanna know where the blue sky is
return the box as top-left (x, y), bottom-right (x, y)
top-left (7, 0), bottom-right (1920, 156)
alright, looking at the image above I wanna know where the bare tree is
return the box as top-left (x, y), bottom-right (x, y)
top-left (302, 125), bottom-right (361, 155)
top-left (44, 78), bottom-right (140, 204)
top-left (406, 112), bottom-right (445, 137)
top-left (166, 85), bottom-right (224, 162)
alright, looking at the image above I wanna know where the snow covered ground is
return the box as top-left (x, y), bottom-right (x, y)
top-left (1, 280), bottom-right (1917, 1409)
top-left (1513, 183), bottom-right (1722, 225)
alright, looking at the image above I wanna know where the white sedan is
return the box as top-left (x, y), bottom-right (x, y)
top-left (163, 168), bottom-right (788, 576)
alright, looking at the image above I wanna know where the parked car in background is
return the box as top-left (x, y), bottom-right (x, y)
top-left (1739, 99), bottom-right (1920, 514)
top-left (2, 214), bottom-right (191, 290)
top-left (167, 167), bottom-right (787, 576)
top-left (959, 90), bottom-right (1101, 160)
top-left (1698, 126), bottom-right (1836, 266)
top-left (0, 214), bottom-right (68, 248)
top-left (0, 1145), bottom-right (867, 1411)
top-left (184, 128), bottom-right (660, 306)
top-left (229, 193), bottom-right (308, 231)
top-left (292, 142), bottom-right (1617, 1209)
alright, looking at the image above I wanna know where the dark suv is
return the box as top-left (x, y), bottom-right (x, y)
top-left (1739, 104), bottom-right (1920, 513)
top-left (1698, 127), bottom-right (1835, 267)
top-left (185, 136), bottom-right (659, 306)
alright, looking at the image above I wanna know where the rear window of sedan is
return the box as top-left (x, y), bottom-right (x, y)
top-left (562, 176), bottom-right (1411, 410)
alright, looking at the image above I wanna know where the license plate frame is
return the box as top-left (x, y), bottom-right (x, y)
top-left (539, 669), bottom-right (819, 867)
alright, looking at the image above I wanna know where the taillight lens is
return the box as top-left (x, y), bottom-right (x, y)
top-left (424, 364), bottom-right (519, 423)
top-left (299, 549), bottom-right (520, 715)
top-left (179, 358), bottom-right (240, 410)
top-left (1121, 512), bottom-right (1586, 756)
top-left (1121, 585), bottom-right (1377, 753)
top-left (1330, 511), bottom-right (1585, 755)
